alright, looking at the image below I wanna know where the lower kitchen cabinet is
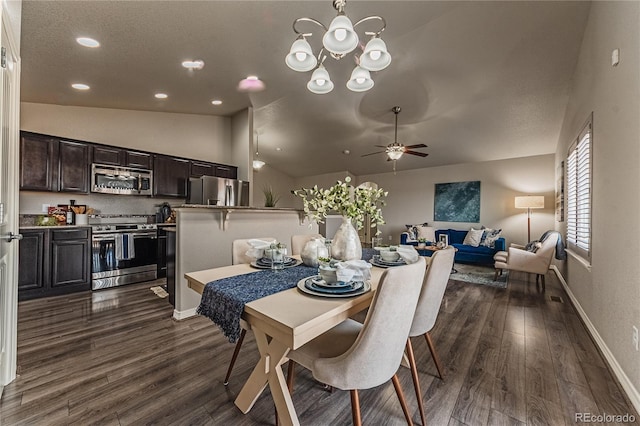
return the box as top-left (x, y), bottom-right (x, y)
top-left (18, 227), bottom-right (91, 300)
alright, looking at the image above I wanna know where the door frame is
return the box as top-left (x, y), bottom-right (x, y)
top-left (0, 5), bottom-right (21, 394)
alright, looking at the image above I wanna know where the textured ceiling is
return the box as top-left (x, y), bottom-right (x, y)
top-left (20, 1), bottom-right (591, 177)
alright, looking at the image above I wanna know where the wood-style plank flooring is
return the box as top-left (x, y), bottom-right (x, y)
top-left (1, 271), bottom-right (638, 425)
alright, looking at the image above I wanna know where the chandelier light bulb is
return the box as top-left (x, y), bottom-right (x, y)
top-left (334, 28), bottom-right (347, 42)
top-left (307, 65), bottom-right (334, 94)
top-left (346, 66), bottom-right (373, 92)
top-left (285, 38), bottom-right (317, 72)
top-left (323, 15), bottom-right (358, 55)
top-left (360, 37), bottom-right (391, 72)
top-left (369, 50), bottom-right (381, 60)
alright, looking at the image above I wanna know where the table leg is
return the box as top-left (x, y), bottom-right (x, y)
top-left (235, 328), bottom-right (300, 426)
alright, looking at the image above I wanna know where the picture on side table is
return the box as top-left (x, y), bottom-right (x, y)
top-left (439, 234), bottom-right (449, 247)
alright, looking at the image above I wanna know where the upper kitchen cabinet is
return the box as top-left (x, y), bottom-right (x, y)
top-left (20, 132), bottom-right (59, 191)
top-left (153, 155), bottom-right (190, 198)
top-left (214, 164), bottom-right (237, 179)
top-left (58, 140), bottom-right (90, 193)
top-left (92, 146), bottom-right (152, 170)
top-left (190, 161), bottom-right (216, 178)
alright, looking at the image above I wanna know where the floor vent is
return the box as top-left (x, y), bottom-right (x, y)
top-left (549, 295), bottom-right (564, 303)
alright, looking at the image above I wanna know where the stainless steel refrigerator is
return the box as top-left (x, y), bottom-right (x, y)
top-left (187, 176), bottom-right (250, 206)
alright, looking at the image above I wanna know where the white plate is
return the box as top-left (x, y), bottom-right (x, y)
top-left (297, 277), bottom-right (371, 298)
top-left (250, 259), bottom-right (302, 269)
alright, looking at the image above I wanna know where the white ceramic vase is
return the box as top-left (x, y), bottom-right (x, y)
top-left (331, 217), bottom-right (362, 261)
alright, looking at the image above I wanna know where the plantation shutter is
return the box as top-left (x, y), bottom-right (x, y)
top-left (566, 119), bottom-right (591, 260)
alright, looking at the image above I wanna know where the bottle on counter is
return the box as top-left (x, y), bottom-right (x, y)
top-left (66, 200), bottom-right (75, 225)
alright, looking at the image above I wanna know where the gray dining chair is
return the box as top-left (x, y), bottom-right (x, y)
top-left (224, 237), bottom-right (276, 386)
top-left (286, 257), bottom-right (427, 426)
top-left (290, 233), bottom-right (323, 256)
top-left (406, 246), bottom-right (455, 425)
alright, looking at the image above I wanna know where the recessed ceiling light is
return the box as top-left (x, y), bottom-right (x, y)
top-left (211, 100), bottom-right (223, 105)
top-left (76, 37), bottom-right (100, 48)
top-left (276, 147), bottom-right (282, 151)
top-left (182, 60), bottom-right (205, 70)
top-left (238, 75), bottom-right (265, 92)
top-left (71, 83), bottom-right (90, 90)
top-left (155, 93), bottom-right (168, 99)
top-left (343, 149), bottom-right (351, 155)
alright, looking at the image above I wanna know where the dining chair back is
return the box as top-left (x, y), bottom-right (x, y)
top-left (286, 258), bottom-right (426, 425)
top-left (405, 246), bottom-right (454, 425)
top-left (291, 233), bottom-right (323, 256)
top-left (232, 237), bottom-right (276, 265)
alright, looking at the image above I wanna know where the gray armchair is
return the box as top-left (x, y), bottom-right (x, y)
top-left (493, 232), bottom-right (559, 290)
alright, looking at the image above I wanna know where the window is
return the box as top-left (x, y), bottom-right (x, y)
top-left (566, 115), bottom-right (592, 261)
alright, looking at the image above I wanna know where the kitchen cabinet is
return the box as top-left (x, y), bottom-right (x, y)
top-left (165, 228), bottom-right (176, 307)
top-left (58, 140), bottom-right (90, 193)
top-left (190, 161), bottom-right (216, 178)
top-left (18, 227), bottom-right (91, 300)
top-left (153, 155), bottom-right (190, 198)
top-left (18, 229), bottom-right (49, 295)
top-left (92, 146), bottom-right (152, 170)
top-left (214, 164), bottom-right (237, 179)
top-left (20, 132), bottom-right (58, 191)
top-left (157, 226), bottom-right (169, 278)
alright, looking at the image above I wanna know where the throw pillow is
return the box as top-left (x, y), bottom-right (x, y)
top-left (480, 228), bottom-right (502, 248)
top-left (416, 225), bottom-right (435, 242)
top-left (405, 222), bottom-right (428, 241)
top-left (462, 228), bottom-right (484, 247)
top-left (525, 240), bottom-right (542, 252)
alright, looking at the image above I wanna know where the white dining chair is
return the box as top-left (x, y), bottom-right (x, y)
top-left (224, 237), bottom-right (276, 386)
top-left (405, 246), bottom-right (455, 425)
top-left (286, 257), bottom-right (427, 426)
top-left (290, 233), bottom-right (323, 256)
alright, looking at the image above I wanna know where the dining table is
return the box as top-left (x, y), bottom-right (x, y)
top-left (185, 256), bottom-right (387, 426)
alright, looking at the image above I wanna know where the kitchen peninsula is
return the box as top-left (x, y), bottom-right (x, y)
top-left (173, 205), bottom-right (318, 319)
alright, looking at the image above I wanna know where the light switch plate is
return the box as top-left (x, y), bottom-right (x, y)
top-left (612, 48), bottom-right (620, 66)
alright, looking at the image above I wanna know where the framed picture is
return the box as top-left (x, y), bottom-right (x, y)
top-left (555, 161), bottom-right (565, 222)
top-left (434, 181), bottom-right (481, 222)
top-left (439, 234), bottom-right (449, 247)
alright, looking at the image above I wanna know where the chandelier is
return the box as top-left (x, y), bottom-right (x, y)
top-left (285, 0), bottom-right (391, 95)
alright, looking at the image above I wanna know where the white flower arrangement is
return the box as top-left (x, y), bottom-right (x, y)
top-left (292, 176), bottom-right (387, 231)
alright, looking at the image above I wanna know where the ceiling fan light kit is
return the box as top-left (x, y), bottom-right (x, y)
top-left (361, 106), bottom-right (429, 170)
top-left (286, 0), bottom-right (391, 94)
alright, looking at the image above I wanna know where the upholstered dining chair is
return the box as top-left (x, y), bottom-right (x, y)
top-left (405, 246), bottom-right (455, 426)
top-left (231, 237), bottom-right (276, 266)
top-left (493, 232), bottom-right (559, 291)
top-left (285, 257), bottom-right (427, 426)
top-left (290, 233), bottom-right (323, 256)
top-left (224, 237), bottom-right (276, 386)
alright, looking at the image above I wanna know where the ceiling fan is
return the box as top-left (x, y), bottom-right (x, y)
top-left (361, 106), bottom-right (429, 165)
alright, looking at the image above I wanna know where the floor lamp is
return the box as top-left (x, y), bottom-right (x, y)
top-left (515, 195), bottom-right (544, 242)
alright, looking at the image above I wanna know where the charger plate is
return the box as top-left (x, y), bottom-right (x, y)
top-left (250, 259), bottom-right (301, 269)
top-left (297, 276), bottom-right (371, 298)
top-left (370, 255), bottom-right (406, 268)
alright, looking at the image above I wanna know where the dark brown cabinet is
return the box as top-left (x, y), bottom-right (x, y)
top-left (190, 161), bottom-right (216, 178)
top-left (18, 230), bottom-right (49, 294)
top-left (18, 227), bottom-right (91, 300)
top-left (20, 132), bottom-right (58, 191)
top-left (92, 146), bottom-right (152, 170)
top-left (214, 164), bottom-right (237, 179)
top-left (154, 155), bottom-right (190, 198)
top-left (58, 140), bottom-right (90, 193)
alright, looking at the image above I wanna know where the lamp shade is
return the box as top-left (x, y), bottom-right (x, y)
top-left (515, 195), bottom-right (544, 209)
top-left (346, 66), bottom-right (374, 92)
top-left (285, 38), bottom-right (317, 72)
top-left (307, 65), bottom-right (334, 94)
top-left (322, 15), bottom-right (359, 55)
top-left (360, 37), bottom-right (391, 72)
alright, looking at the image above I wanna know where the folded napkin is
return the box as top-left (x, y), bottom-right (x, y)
top-left (245, 239), bottom-right (275, 259)
top-left (336, 260), bottom-right (372, 283)
top-left (397, 245), bottom-right (420, 264)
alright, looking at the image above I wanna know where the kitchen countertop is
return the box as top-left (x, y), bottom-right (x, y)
top-left (20, 225), bottom-right (92, 230)
top-left (179, 205), bottom-right (302, 212)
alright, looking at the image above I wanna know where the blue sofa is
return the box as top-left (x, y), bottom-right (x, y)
top-left (401, 229), bottom-right (505, 265)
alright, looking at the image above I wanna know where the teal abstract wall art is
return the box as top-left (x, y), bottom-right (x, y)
top-left (434, 181), bottom-right (481, 222)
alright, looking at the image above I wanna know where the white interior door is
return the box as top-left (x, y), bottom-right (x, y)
top-left (0, 15), bottom-right (21, 396)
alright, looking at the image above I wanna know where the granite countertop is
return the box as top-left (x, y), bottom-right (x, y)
top-left (20, 225), bottom-right (92, 230)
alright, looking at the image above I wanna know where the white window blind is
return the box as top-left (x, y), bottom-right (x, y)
top-left (566, 119), bottom-right (591, 260)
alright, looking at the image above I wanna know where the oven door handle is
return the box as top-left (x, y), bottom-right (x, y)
top-left (92, 233), bottom-right (157, 241)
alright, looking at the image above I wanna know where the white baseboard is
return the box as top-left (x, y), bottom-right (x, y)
top-left (172, 307), bottom-right (197, 321)
top-left (551, 265), bottom-right (640, 414)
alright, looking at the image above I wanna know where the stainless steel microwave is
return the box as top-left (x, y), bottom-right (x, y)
top-left (91, 163), bottom-right (153, 196)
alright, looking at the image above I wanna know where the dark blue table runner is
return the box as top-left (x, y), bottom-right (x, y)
top-left (196, 248), bottom-right (375, 343)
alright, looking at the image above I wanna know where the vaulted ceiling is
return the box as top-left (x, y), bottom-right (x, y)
top-left (20, 1), bottom-right (591, 177)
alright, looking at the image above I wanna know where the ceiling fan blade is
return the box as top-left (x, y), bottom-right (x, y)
top-left (361, 150), bottom-right (386, 157)
top-left (404, 144), bottom-right (428, 149)
top-left (405, 150), bottom-right (429, 157)
top-left (374, 145), bottom-right (388, 148)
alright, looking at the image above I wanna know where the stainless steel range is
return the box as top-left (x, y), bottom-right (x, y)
top-left (90, 216), bottom-right (158, 290)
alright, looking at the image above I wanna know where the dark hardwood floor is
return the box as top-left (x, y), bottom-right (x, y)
top-left (1, 271), bottom-right (638, 425)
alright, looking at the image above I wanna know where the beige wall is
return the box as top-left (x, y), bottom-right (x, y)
top-left (20, 102), bottom-right (231, 163)
top-left (555, 1), bottom-right (640, 404)
top-left (357, 155), bottom-right (555, 246)
top-left (253, 166), bottom-right (297, 208)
